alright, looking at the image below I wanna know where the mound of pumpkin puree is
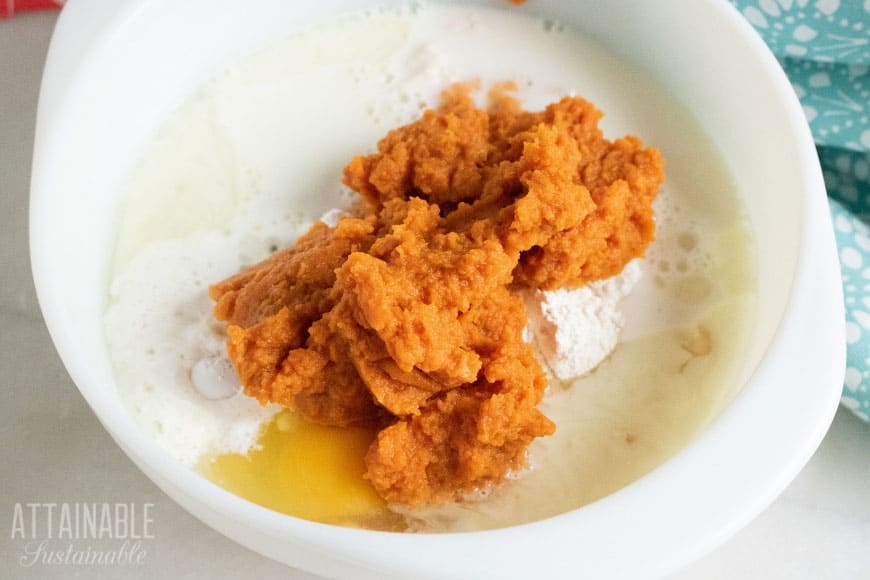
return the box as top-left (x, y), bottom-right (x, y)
top-left (209, 83), bottom-right (664, 506)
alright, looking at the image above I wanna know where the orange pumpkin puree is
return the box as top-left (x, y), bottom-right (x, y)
top-left (209, 82), bottom-right (664, 506)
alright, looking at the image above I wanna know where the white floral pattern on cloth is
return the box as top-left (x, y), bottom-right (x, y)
top-left (734, 0), bottom-right (870, 422)
top-left (784, 59), bottom-right (868, 150)
top-left (825, 149), bottom-right (870, 422)
top-left (736, 0), bottom-right (869, 62)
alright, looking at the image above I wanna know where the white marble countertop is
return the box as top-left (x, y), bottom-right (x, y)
top-left (1, 11), bottom-right (868, 580)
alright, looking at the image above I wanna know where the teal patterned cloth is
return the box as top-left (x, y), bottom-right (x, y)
top-left (732, 0), bottom-right (870, 422)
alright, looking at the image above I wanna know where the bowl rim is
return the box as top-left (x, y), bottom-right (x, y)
top-left (29, 0), bottom-right (845, 578)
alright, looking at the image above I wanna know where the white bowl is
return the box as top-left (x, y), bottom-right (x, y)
top-left (30, 0), bottom-right (845, 578)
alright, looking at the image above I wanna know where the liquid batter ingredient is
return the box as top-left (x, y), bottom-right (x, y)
top-left (209, 83), bottom-right (664, 505)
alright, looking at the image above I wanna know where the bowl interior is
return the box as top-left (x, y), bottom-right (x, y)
top-left (31, 1), bottom-right (843, 578)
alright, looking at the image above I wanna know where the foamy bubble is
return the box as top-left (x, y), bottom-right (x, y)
top-left (647, 191), bottom-right (716, 294)
top-left (191, 355), bottom-right (242, 400)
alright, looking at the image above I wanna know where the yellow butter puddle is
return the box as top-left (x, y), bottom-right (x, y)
top-left (198, 411), bottom-right (405, 530)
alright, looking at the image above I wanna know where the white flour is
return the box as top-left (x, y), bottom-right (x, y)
top-left (525, 261), bottom-right (642, 382)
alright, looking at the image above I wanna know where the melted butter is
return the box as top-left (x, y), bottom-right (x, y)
top-left (198, 411), bottom-right (403, 530)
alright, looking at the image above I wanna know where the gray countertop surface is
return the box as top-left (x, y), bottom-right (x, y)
top-left (2, 11), bottom-right (868, 580)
